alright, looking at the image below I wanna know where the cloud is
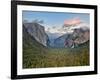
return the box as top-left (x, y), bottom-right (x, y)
top-left (64, 17), bottom-right (82, 27)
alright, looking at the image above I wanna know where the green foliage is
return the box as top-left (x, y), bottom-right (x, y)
top-left (23, 40), bottom-right (89, 68)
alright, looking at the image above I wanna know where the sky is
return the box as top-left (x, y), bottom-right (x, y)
top-left (22, 11), bottom-right (90, 29)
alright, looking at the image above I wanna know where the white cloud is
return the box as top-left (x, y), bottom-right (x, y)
top-left (45, 22), bottom-right (89, 34)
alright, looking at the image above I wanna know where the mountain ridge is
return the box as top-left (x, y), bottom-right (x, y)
top-left (23, 22), bottom-right (49, 46)
top-left (54, 28), bottom-right (89, 48)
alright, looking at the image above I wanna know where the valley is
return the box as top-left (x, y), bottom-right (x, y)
top-left (23, 22), bottom-right (90, 68)
top-left (23, 43), bottom-right (89, 68)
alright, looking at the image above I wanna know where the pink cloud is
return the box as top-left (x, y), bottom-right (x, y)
top-left (64, 17), bottom-right (82, 27)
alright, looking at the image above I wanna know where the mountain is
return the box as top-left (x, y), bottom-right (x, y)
top-left (53, 33), bottom-right (70, 48)
top-left (23, 24), bottom-right (47, 52)
top-left (23, 24), bottom-right (49, 68)
top-left (54, 28), bottom-right (89, 48)
top-left (23, 22), bottom-right (49, 46)
top-left (72, 28), bottom-right (89, 44)
top-left (46, 32), bottom-right (64, 47)
top-left (23, 22), bottom-right (89, 48)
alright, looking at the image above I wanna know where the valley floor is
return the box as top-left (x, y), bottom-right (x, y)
top-left (23, 46), bottom-right (89, 68)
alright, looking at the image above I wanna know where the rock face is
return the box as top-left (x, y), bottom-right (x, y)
top-left (23, 22), bottom-right (49, 46)
top-left (54, 28), bottom-right (89, 48)
top-left (72, 28), bottom-right (89, 44)
top-left (54, 33), bottom-right (70, 48)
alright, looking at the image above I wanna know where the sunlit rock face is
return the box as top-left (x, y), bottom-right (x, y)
top-left (23, 22), bottom-right (49, 46)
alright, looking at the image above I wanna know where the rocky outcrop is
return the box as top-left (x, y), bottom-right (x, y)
top-left (23, 22), bottom-right (49, 46)
top-left (72, 28), bottom-right (89, 44)
top-left (54, 28), bottom-right (89, 48)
